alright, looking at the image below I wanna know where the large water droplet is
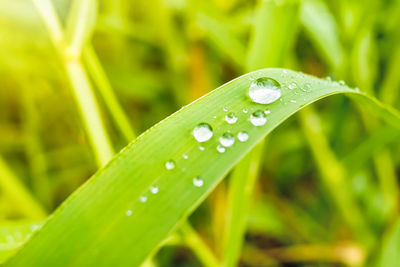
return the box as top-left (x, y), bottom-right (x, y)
top-left (250, 110), bottom-right (267, 126)
top-left (125, 209), bottom-right (133, 216)
top-left (193, 176), bottom-right (204, 187)
top-left (165, 160), bottom-right (175, 170)
top-left (150, 186), bottom-right (159, 194)
top-left (225, 112), bottom-right (238, 124)
top-left (237, 131), bottom-right (249, 142)
top-left (220, 133), bottom-right (235, 147)
top-left (217, 144), bottom-right (226, 153)
top-left (249, 77), bottom-right (282, 104)
top-left (193, 123), bottom-right (213, 142)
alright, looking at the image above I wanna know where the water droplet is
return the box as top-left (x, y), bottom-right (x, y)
top-left (217, 144), bottom-right (226, 153)
top-left (220, 133), bottom-right (235, 147)
top-left (139, 195), bottom-right (148, 203)
top-left (193, 176), bottom-right (204, 187)
top-left (126, 209), bottom-right (133, 216)
top-left (338, 80), bottom-right (345, 86)
top-left (30, 224), bottom-right (41, 232)
top-left (288, 82), bottom-right (297, 90)
top-left (150, 186), bottom-right (159, 194)
top-left (183, 154), bottom-right (189, 159)
top-left (223, 107), bottom-right (228, 112)
top-left (225, 112), bottom-right (238, 124)
top-left (242, 108), bottom-right (248, 113)
top-left (237, 131), bottom-right (249, 142)
top-left (249, 77), bottom-right (282, 104)
top-left (250, 110), bottom-right (267, 126)
top-left (193, 123), bottom-right (213, 142)
top-left (199, 146), bottom-right (205, 151)
top-left (213, 115), bottom-right (217, 119)
top-left (290, 100), bottom-right (297, 103)
top-left (264, 109), bottom-right (271, 115)
top-left (165, 160), bottom-right (175, 170)
top-left (302, 83), bottom-right (311, 92)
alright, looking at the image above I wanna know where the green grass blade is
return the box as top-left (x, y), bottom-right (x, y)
top-left (5, 69), bottom-right (400, 266)
top-left (65, 0), bottom-right (97, 58)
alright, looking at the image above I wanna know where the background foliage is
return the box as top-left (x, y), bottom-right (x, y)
top-left (1, 0), bottom-right (400, 266)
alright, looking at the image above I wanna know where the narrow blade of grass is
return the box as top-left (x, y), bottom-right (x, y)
top-left (5, 69), bottom-right (400, 266)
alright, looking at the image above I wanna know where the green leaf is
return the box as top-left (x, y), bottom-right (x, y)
top-left (5, 69), bottom-right (400, 266)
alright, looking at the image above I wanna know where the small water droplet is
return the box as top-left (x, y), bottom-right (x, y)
top-left (264, 109), bottom-right (271, 115)
top-left (183, 154), bottom-right (189, 159)
top-left (139, 195), bottom-right (148, 203)
top-left (193, 123), bottom-right (213, 142)
top-left (250, 110), bottom-right (267, 126)
top-left (199, 146), bottom-right (205, 151)
top-left (193, 176), bottom-right (204, 187)
top-left (213, 115), bottom-right (217, 119)
top-left (150, 186), bottom-right (159, 194)
top-left (225, 112), bottom-right (238, 124)
top-left (217, 144), bottom-right (226, 153)
top-left (290, 100), bottom-right (297, 103)
top-left (220, 133), bottom-right (235, 147)
top-left (288, 82), bottom-right (297, 90)
top-left (223, 107), bottom-right (228, 112)
top-left (242, 108), bottom-right (248, 113)
top-left (302, 83), bottom-right (311, 92)
top-left (165, 160), bottom-right (176, 170)
top-left (126, 209), bottom-right (133, 216)
top-left (237, 131), bottom-right (249, 142)
top-left (249, 77), bottom-right (282, 104)
top-left (339, 80), bottom-right (345, 86)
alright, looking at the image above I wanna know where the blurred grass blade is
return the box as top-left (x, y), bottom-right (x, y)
top-left (300, 0), bottom-right (344, 73)
top-left (0, 156), bottom-right (46, 220)
top-left (378, 219), bottom-right (400, 267)
top-left (65, 0), bottom-right (97, 57)
top-left (246, 0), bottom-right (299, 70)
top-left (5, 69), bottom-right (400, 266)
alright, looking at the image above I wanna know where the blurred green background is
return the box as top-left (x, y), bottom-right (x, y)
top-left (1, 0), bottom-right (400, 266)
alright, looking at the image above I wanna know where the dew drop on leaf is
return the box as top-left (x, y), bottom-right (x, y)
top-left (199, 146), bottom-right (205, 151)
top-left (288, 82), bottom-right (297, 90)
top-left (150, 186), bottom-right (159, 194)
top-left (183, 154), bottom-right (189, 159)
top-left (242, 108), bottom-right (248, 113)
top-left (249, 77), bottom-right (282, 104)
top-left (237, 131), bottom-right (249, 142)
top-left (193, 176), bottom-right (204, 187)
top-left (140, 196), bottom-right (147, 203)
top-left (217, 144), bottom-right (226, 153)
top-left (264, 109), bottom-right (271, 115)
top-left (225, 112), bottom-right (238, 124)
top-left (125, 209), bottom-right (133, 216)
top-left (165, 160), bottom-right (176, 170)
top-left (193, 123), bottom-right (213, 142)
top-left (250, 110), bottom-right (267, 126)
top-left (219, 133), bottom-right (235, 147)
